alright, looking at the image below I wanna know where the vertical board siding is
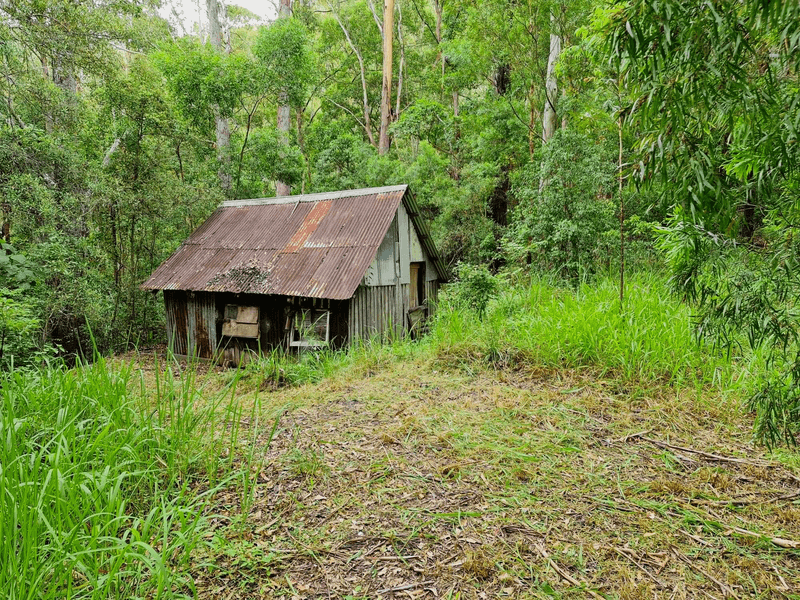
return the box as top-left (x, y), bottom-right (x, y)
top-left (185, 292), bottom-right (217, 358)
top-left (197, 292), bottom-right (217, 357)
top-left (348, 284), bottom-right (413, 343)
top-left (164, 290), bottom-right (188, 356)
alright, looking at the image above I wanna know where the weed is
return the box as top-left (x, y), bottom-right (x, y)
top-left (0, 355), bottom-right (270, 598)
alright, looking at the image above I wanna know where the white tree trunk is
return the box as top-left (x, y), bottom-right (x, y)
top-left (275, 0), bottom-right (292, 197)
top-left (207, 0), bottom-right (232, 194)
top-left (541, 13), bottom-right (561, 144)
top-left (378, 0), bottom-right (395, 155)
top-left (331, 9), bottom-right (376, 147)
top-left (395, 2), bottom-right (405, 118)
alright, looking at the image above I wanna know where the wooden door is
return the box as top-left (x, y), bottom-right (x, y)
top-left (410, 263), bottom-right (420, 308)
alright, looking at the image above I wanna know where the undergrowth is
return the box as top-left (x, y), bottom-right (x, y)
top-left (430, 272), bottom-right (754, 389)
top-left (0, 356), bottom-right (267, 599)
top-left (237, 272), bottom-right (759, 400)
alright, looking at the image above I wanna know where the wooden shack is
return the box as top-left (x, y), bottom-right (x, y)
top-left (141, 185), bottom-right (448, 363)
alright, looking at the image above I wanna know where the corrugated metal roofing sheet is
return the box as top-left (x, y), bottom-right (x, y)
top-left (142, 185), bottom-right (446, 300)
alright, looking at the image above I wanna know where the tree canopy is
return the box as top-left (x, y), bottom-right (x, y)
top-left (2, 0), bottom-right (799, 443)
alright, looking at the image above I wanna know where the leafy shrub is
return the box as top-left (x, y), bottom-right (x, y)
top-left (450, 262), bottom-right (501, 318)
top-left (508, 130), bottom-right (615, 280)
top-left (0, 289), bottom-right (51, 370)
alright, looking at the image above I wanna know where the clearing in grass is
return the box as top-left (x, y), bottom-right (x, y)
top-left (4, 273), bottom-right (798, 598)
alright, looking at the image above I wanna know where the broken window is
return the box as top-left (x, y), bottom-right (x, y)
top-left (287, 309), bottom-right (330, 348)
top-left (222, 305), bottom-right (260, 339)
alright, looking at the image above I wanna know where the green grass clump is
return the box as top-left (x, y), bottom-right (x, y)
top-left (429, 272), bottom-right (751, 390)
top-left (0, 357), bottom-right (261, 599)
top-left (221, 272), bottom-right (755, 397)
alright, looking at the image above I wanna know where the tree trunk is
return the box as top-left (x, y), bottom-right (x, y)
top-left (395, 2), bottom-right (405, 119)
top-left (542, 12), bottom-right (561, 144)
top-left (275, 0), bottom-right (292, 196)
top-left (528, 83), bottom-right (538, 158)
top-left (332, 10), bottom-right (377, 147)
top-left (2, 203), bottom-right (10, 243)
top-left (494, 63), bottom-right (510, 96)
top-left (488, 63), bottom-right (511, 218)
top-left (207, 0), bottom-right (232, 194)
top-left (433, 0), bottom-right (444, 91)
top-left (378, 0), bottom-right (395, 155)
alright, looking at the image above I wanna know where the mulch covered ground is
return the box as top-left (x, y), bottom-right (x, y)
top-left (173, 359), bottom-right (800, 599)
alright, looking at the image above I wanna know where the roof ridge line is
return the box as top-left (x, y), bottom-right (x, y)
top-left (220, 184), bottom-right (408, 208)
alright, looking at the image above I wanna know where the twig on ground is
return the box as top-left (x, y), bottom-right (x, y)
top-left (613, 546), bottom-right (667, 588)
top-left (607, 429), bottom-right (653, 444)
top-left (376, 580), bottom-right (435, 594)
top-left (535, 542), bottom-right (605, 600)
top-left (679, 529), bottom-right (713, 547)
top-left (772, 565), bottom-right (789, 591)
top-left (635, 436), bottom-right (774, 468)
top-left (671, 547), bottom-right (738, 599)
top-left (318, 497), bottom-right (353, 525)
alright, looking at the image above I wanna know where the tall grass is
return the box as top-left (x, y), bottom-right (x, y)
top-left (429, 272), bottom-right (754, 390)
top-left (226, 272), bottom-right (751, 395)
top-left (0, 356), bottom-right (262, 599)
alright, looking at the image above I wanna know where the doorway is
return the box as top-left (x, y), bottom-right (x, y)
top-left (409, 262), bottom-right (426, 308)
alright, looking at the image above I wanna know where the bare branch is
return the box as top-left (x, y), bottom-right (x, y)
top-left (328, 2), bottom-right (377, 147)
top-left (367, 0), bottom-right (383, 39)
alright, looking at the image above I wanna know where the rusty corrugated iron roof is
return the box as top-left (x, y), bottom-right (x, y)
top-left (141, 185), bottom-right (447, 300)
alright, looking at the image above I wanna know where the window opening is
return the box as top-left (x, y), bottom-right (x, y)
top-left (409, 262), bottom-right (426, 308)
top-left (287, 308), bottom-right (330, 348)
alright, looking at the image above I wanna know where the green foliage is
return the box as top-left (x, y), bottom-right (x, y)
top-left (0, 243), bottom-right (35, 291)
top-left (0, 289), bottom-right (52, 370)
top-left (607, 0), bottom-right (800, 444)
top-left (673, 221), bottom-right (800, 448)
top-left (240, 127), bottom-right (306, 194)
top-left (0, 356), bottom-right (272, 597)
top-left (606, 0), bottom-right (800, 227)
top-left (155, 40), bottom-right (254, 131)
top-left (509, 130), bottom-right (615, 279)
top-left (253, 17), bottom-right (313, 107)
top-left (449, 262), bottom-right (502, 319)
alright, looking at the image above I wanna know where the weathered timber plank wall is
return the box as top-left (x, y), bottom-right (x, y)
top-left (190, 292), bottom-right (217, 357)
top-left (164, 290), bottom-right (188, 355)
top-left (348, 283), bottom-right (411, 343)
top-left (164, 290), bottom-right (217, 358)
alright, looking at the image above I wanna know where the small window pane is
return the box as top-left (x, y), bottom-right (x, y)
top-left (289, 309), bottom-right (330, 347)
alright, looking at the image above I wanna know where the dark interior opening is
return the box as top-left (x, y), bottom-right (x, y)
top-left (410, 261), bottom-right (426, 308)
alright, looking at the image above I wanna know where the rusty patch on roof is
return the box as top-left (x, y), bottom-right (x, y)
top-left (141, 185), bottom-right (446, 300)
top-left (283, 200), bottom-right (332, 253)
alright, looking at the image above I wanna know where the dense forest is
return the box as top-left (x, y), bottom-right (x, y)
top-left (1, 0), bottom-right (800, 442)
top-left (4, 2), bottom-right (800, 598)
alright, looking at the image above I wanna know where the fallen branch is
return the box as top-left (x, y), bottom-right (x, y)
top-left (635, 436), bottom-right (773, 468)
top-left (691, 489), bottom-right (800, 507)
top-left (727, 526), bottom-right (800, 550)
top-left (376, 580), bottom-right (434, 595)
top-left (535, 543), bottom-right (605, 600)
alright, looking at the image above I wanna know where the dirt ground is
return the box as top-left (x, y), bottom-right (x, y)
top-left (130, 351), bottom-right (800, 599)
